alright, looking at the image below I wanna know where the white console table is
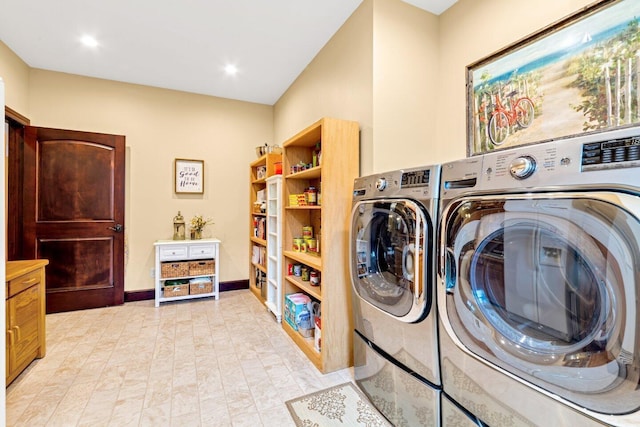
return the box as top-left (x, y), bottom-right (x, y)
top-left (154, 238), bottom-right (221, 307)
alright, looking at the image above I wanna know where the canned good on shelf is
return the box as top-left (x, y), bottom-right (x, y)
top-left (293, 237), bottom-right (303, 252)
top-left (310, 270), bottom-right (320, 286)
top-left (293, 264), bottom-right (302, 277)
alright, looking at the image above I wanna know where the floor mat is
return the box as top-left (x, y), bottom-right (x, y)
top-left (286, 382), bottom-right (392, 427)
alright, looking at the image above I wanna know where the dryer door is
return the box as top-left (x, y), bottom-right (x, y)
top-left (440, 194), bottom-right (640, 415)
top-left (351, 199), bottom-right (433, 323)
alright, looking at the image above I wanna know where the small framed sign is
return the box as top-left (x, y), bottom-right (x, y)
top-left (174, 158), bottom-right (204, 194)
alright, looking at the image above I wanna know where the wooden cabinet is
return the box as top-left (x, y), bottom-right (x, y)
top-left (6, 259), bottom-right (49, 385)
top-left (154, 239), bottom-right (221, 307)
top-left (281, 117), bottom-right (359, 373)
top-left (249, 152), bottom-right (282, 304)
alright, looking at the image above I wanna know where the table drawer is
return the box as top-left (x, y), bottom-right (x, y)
top-left (158, 245), bottom-right (188, 261)
top-left (189, 244), bottom-right (215, 259)
top-left (8, 270), bottom-right (41, 298)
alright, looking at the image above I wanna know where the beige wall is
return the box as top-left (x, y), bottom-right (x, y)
top-left (0, 58), bottom-right (274, 290)
top-left (274, 0), bottom-right (374, 175)
top-left (435, 0), bottom-right (596, 163)
top-left (0, 42), bottom-right (30, 115)
top-left (372, 0), bottom-right (439, 172)
top-left (274, 0), bottom-right (440, 175)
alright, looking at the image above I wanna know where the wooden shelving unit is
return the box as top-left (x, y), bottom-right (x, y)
top-left (281, 117), bottom-right (359, 373)
top-left (249, 152), bottom-right (282, 304)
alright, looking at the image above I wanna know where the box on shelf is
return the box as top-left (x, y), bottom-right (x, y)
top-left (189, 260), bottom-right (215, 276)
top-left (163, 279), bottom-right (189, 297)
top-left (288, 194), bottom-right (307, 207)
top-left (161, 261), bottom-right (189, 278)
top-left (284, 293), bottom-right (311, 332)
top-left (189, 277), bottom-right (213, 295)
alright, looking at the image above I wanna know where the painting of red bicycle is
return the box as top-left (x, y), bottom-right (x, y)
top-left (467, 0), bottom-right (640, 156)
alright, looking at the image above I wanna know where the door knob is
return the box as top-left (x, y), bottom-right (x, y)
top-left (108, 224), bottom-right (124, 232)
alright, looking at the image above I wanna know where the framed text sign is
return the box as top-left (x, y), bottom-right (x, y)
top-left (174, 158), bottom-right (204, 194)
top-left (467, 0), bottom-right (640, 156)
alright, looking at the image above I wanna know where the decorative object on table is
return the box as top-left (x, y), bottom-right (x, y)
top-left (174, 158), bottom-right (204, 194)
top-left (467, 0), bottom-right (640, 156)
top-left (189, 214), bottom-right (212, 239)
top-left (173, 211), bottom-right (185, 240)
top-left (286, 382), bottom-right (391, 427)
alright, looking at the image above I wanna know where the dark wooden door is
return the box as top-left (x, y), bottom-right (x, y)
top-left (23, 126), bottom-right (125, 313)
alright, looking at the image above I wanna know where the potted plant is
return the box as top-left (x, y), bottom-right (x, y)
top-left (190, 214), bottom-right (213, 239)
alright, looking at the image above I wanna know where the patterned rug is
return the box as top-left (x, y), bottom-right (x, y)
top-left (286, 382), bottom-right (392, 427)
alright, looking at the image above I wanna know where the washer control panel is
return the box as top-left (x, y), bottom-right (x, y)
top-left (581, 135), bottom-right (640, 171)
top-left (509, 156), bottom-right (537, 179)
top-left (479, 128), bottom-right (640, 190)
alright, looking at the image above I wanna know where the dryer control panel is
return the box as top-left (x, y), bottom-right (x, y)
top-left (581, 135), bottom-right (640, 171)
top-left (400, 169), bottom-right (431, 188)
top-left (352, 165), bottom-right (441, 201)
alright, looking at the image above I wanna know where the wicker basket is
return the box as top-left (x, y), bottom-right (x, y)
top-left (189, 260), bottom-right (215, 276)
top-left (189, 279), bottom-right (213, 295)
top-left (161, 261), bottom-right (189, 278)
top-left (163, 282), bottom-right (189, 297)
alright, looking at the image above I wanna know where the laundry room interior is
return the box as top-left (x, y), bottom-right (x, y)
top-left (2, 0), bottom-right (640, 425)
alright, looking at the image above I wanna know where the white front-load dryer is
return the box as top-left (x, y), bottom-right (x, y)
top-left (438, 128), bottom-right (640, 426)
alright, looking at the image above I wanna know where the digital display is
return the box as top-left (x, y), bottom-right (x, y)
top-left (401, 170), bottom-right (430, 188)
top-left (582, 136), bottom-right (640, 170)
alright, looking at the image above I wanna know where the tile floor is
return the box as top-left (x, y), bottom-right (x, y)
top-left (6, 289), bottom-right (354, 426)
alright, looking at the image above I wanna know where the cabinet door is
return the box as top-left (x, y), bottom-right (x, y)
top-left (7, 285), bottom-right (41, 373)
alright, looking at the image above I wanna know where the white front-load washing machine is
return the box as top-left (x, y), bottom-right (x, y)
top-left (351, 165), bottom-right (448, 426)
top-left (438, 128), bottom-right (640, 426)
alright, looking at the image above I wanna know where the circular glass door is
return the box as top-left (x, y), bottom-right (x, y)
top-left (351, 199), bottom-right (432, 322)
top-left (441, 195), bottom-right (640, 414)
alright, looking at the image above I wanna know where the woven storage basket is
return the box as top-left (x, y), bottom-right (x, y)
top-left (189, 260), bottom-right (215, 276)
top-left (163, 282), bottom-right (189, 297)
top-left (189, 279), bottom-right (213, 295)
top-left (161, 261), bottom-right (189, 278)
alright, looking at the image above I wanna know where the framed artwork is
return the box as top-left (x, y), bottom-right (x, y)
top-left (467, 0), bottom-right (640, 156)
top-left (174, 158), bottom-right (204, 194)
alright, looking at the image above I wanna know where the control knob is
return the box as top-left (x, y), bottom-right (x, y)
top-left (509, 156), bottom-right (537, 179)
top-left (375, 178), bottom-right (387, 191)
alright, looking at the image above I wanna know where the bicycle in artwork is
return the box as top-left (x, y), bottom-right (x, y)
top-left (487, 89), bottom-right (535, 146)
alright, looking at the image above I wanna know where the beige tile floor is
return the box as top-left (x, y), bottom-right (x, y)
top-left (6, 289), bottom-right (354, 426)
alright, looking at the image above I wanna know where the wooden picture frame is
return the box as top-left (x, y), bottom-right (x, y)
top-left (467, 0), bottom-right (640, 156)
top-left (174, 158), bottom-right (204, 194)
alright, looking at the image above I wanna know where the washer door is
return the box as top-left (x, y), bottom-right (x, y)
top-left (351, 199), bottom-right (433, 323)
top-left (440, 194), bottom-right (640, 415)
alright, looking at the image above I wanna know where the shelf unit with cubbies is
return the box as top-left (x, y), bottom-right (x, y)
top-left (281, 117), bottom-right (359, 373)
top-left (249, 152), bottom-right (282, 304)
top-left (265, 175), bottom-right (283, 321)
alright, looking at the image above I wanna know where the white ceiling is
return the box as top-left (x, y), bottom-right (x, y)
top-left (0, 0), bottom-right (457, 105)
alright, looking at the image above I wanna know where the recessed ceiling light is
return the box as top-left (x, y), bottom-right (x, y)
top-left (80, 35), bottom-right (99, 48)
top-left (224, 64), bottom-right (238, 76)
